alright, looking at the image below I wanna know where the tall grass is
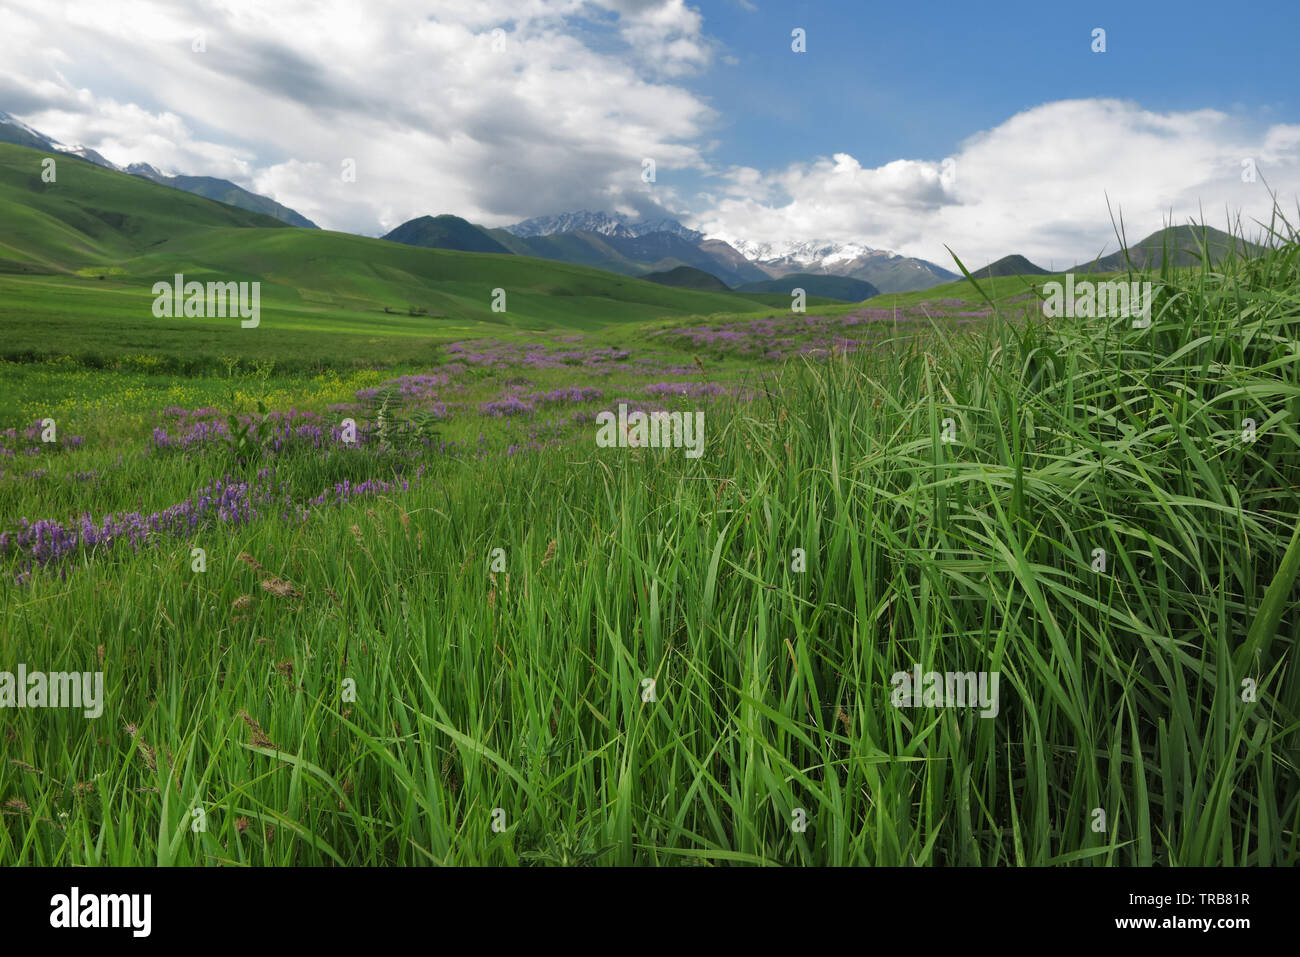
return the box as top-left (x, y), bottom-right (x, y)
top-left (2, 220), bottom-right (1298, 865)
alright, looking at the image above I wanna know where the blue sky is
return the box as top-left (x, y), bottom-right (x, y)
top-left (695, 0), bottom-right (1295, 169)
top-left (1, 0), bottom-right (1297, 265)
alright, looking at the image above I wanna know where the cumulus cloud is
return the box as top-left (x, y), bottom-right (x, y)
top-left (0, 0), bottom-right (714, 233)
top-left (0, 3), bottom-right (1294, 265)
top-left (696, 99), bottom-right (1300, 268)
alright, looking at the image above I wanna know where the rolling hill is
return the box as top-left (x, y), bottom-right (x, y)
top-left (1071, 225), bottom-right (1264, 273)
top-left (736, 272), bottom-right (879, 302)
top-left (0, 111), bottom-right (318, 230)
top-left (966, 254), bottom-right (1049, 278)
top-left (125, 164), bottom-right (319, 229)
top-left (0, 141), bottom-right (779, 346)
top-left (640, 265), bottom-right (731, 292)
top-left (383, 214), bottom-right (512, 254)
top-left (0, 141), bottom-right (290, 273)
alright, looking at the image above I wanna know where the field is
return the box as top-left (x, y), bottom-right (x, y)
top-left (3, 196), bottom-right (1299, 865)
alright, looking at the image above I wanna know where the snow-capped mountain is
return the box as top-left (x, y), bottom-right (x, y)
top-left (729, 238), bottom-right (879, 269)
top-left (0, 111), bottom-right (120, 170)
top-left (0, 110), bottom-right (317, 228)
top-left (125, 161), bottom-right (165, 177)
top-left (723, 236), bottom-right (959, 292)
top-left (0, 111), bottom-right (46, 142)
top-left (505, 209), bottom-right (704, 242)
top-left (628, 217), bottom-right (704, 241)
top-left (501, 210), bottom-right (955, 293)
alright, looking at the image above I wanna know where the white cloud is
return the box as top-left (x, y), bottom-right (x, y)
top-left (0, 0), bottom-right (714, 233)
top-left (696, 99), bottom-right (1300, 268)
top-left (1, 4), bottom-right (1295, 266)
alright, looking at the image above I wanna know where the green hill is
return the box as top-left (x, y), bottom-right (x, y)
top-left (1072, 225), bottom-right (1264, 273)
top-left (0, 142), bottom-right (288, 273)
top-left (483, 227), bottom-right (767, 288)
top-left (0, 140), bottom-right (787, 369)
top-left (126, 226), bottom-right (762, 326)
top-left (641, 265), bottom-right (730, 291)
top-left (486, 228), bottom-right (646, 275)
top-left (736, 272), bottom-right (879, 302)
top-left (968, 254), bottom-right (1048, 279)
top-left (383, 214), bottom-right (512, 254)
top-left (128, 166), bottom-right (320, 229)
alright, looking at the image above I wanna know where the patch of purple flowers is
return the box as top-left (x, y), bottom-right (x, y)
top-left (480, 395), bottom-right (536, 417)
top-left (528, 387), bottom-right (603, 405)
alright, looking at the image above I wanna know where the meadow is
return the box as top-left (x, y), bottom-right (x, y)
top-left (0, 143), bottom-right (1294, 868)
top-left (1, 193), bottom-right (1298, 863)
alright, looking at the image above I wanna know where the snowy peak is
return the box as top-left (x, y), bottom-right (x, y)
top-left (719, 235), bottom-right (960, 293)
top-left (0, 111), bottom-right (120, 170)
top-left (0, 110), bottom-right (45, 140)
top-left (628, 217), bottom-right (704, 241)
top-left (505, 209), bottom-right (703, 242)
top-left (505, 210), bottom-right (630, 237)
top-left (728, 238), bottom-right (882, 269)
top-left (0, 108), bottom-right (317, 228)
top-left (53, 143), bottom-right (119, 170)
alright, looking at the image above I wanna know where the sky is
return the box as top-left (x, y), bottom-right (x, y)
top-left (1, 0), bottom-right (1297, 267)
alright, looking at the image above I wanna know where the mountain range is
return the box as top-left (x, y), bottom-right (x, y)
top-left (504, 210), bottom-right (705, 242)
top-left (0, 110), bottom-right (1267, 298)
top-left (379, 208), bottom-right (954, 296)
top-left (963, 226), bottom-right (1263, 279)
top-left (381, 212), bottom-right (775, 289)
top-left (0, 111), bottom-right (318, 229)
top-left (497, 211), bottom-right (955, 293)
top-left (729, 237), bottom-right (959, 292)
top-left (0, 139), bottom-right (767, 334)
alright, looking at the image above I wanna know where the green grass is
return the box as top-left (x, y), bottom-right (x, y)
top-left (0, 139), bottom-right (796, 367)
top-left (2, 215), bottom-right (1297, 865)
top-left (0, 144), bottom-right (287, 272)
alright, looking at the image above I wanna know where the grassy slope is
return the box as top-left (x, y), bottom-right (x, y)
top-left (2, 233), bottom-right (1297, 865)
top-left (641, 264), bottom-right (731, 292)
top-left (0, 140), bottom-right (792, 370)
top-left (0, 142), bottom-right (287, 272)
top-left (736, 272), bottom-right (879, 302)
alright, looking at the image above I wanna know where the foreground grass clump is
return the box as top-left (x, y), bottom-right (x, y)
top-left (2, 228), bottom-right (1298, 865)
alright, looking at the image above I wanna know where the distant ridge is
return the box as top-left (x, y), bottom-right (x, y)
top-left (1071, 225), bottom-right (1264, 273)
top-left (504, 209), bottom-right (705, 242)
top-left (729, 236), bottom-right (957, 293)
top-left (736, 272), bottom-right (879, 302)
top-left (0, 110), bottom-right (318, 229)
top-left (383, 214), bottom-right (511, 254)
top-left (482, 221), bottom-right (768, 288)
top-left (640, 265), bottom-right (730, 292)
top-left (968, 254), bottom-right (1050, 279)
top-left (125, 163), bottom-right (319, 229)
top-left (0, 140), bottom-right (773, 328)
